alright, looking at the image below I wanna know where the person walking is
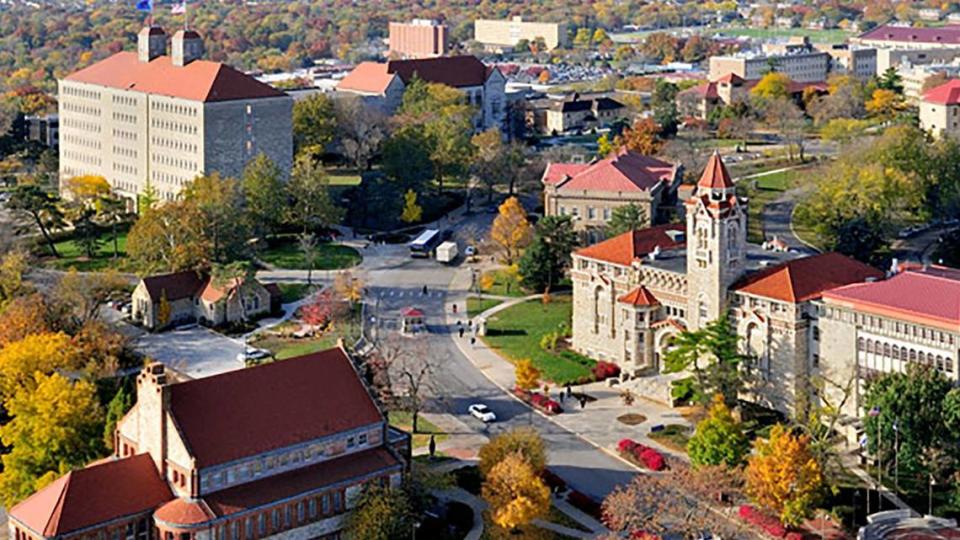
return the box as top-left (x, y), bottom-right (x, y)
top-left (452, 304), bottom-right (458, 314)
top-left (470, 337), bottom-right (476, 346)
top-left (422, 285), bottom-right (428, 295)
top-left (459, 327), bottom-right (465, 338)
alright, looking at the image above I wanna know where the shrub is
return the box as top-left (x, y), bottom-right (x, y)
top-left (539, 330), bottom-right (562, 352)
top-left (738, 505), bottom-right (787, 538)
top-left (638, 448), bottom-right (665, 471)
top-left (592, 361), bottom-right (621, 381)
top-left (618, 439), bottom-right (638, 454)
top-left (617, 439), bottom-right (666, 471)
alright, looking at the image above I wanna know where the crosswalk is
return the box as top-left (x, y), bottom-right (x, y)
top-left (377, 290), bottom-right (445, 298)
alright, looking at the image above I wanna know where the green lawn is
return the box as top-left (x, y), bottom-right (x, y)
top-left (481, 295), bottom-right (595, 385)
top-left (649, 424), bottom-right (692, 454)
top-left (326, 168), bottom-right (362, 186)
top-left (388, 411), bottom-right (448, 450)
top-left (738, 168), bottom-right (806, 243)
top-left (275, 282), bottom-right (316, 304)
top-left (42, 230), bottom-right (131, 272)
top-left (250, 311), bottom-right (361, 360)
top-left (480, 268), bottom-right (526, 297)
top-left (467, 296), bottom-right (503, 318)
top-left (709, 27), bottom-right (853, 43)
top-left (260, 236), bottom-right (361, 270)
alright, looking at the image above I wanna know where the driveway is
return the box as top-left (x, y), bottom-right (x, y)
top-left (135, 326), bottom-right (245, 379)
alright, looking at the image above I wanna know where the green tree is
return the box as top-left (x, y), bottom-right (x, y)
top-left (878, 66), bottom-right (904, 94)
top-left (478, 427), bottom-right (547, 477)
top-left (71, 209), bottom-right (103, 258)
top-left (606, 203), bottom-right (648, 236)
top-left (127, 201), bottom-right (211, 273)
top-left (664, 314), bottom-right (749, 409)
top-left (286, 155), bottom-right (344, 235)
top-left (343, 484), bottom-right (413, 540)
top-left (102, 385), bottom-right (132, 451)
top-left (241, 153), bottom-right (286, 239)
top-left (400, 189), bottom-right (422, 224)
top-left (518, 215), bottom-right (578, 292)
top-left (652, 79), bottom-right (679, 137)
top-left (292, 93), bottom-right (336, 158)
top-left (7, 184), bottom-right (64, 257)
top-left (95, 194), bottom-right (128, 259)
top-left (181, 173), bottom-right (250, 263)
top-left (687, 394), bottom-right (749, 468)
top-left (137, 182), bottom-right (159, 215)
top-left (382, 128), bottom-right (433, 193)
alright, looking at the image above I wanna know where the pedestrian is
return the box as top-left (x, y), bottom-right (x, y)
top-left (422, 285), bottom-right (428, 295)
top-left (453, 303), bottom-right (458, 314)
top-left (459, 327), bottom-right (465, 338)
top-left (559, 392), bottom-right (565, 404)
top-left (428, 434), bottom-right (436, 458)
top-left (468, 319), bottom-right (473, 328)
top-left (470, 337), bottom-right (476, 346)
top-left (579, 397), bottom-right (586, 409)
top-left (566, 384), bottom-right (572, 398)
top-left (457, 320), bottom-right (462, 327)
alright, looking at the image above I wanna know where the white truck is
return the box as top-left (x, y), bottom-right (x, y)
top-left (436, 241), bottom-right (459, 264)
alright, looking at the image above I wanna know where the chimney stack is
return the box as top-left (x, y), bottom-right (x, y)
top-left (137, 26), bottom-right (167, 63)
top-left (172, 29), bottom-right (204, 67)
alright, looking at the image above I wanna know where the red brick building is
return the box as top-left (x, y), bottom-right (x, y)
top-left (9, 347), bottom-right (410, 540)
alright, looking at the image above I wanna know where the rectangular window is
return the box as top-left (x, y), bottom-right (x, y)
top-left (245, 518), bottom-right (253, 540)
top-left (322, 494), bottom-right (331, 515)
top-left (359, 433), bottom-right (367, 445)
top-left (347, 437), bottom-right (355, 448)
top-left (284, 506), bottom-right (291, 527)
top-left (309, 499), bottom-right (318, 519)
top-left (272, 510), bottom-right (280, 530)
top-left (298, 502), bottom-right (305, 523)
top-left (258, 514), bottom-right (266, 536)
top-left (333, 491), bottom-right (343, 512)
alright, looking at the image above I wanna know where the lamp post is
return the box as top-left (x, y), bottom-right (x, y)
top-left (929, 473), bottom-right (936, 516)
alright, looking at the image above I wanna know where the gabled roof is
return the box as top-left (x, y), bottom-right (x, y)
top-left (388, 55), bottom-right (494, 88)
top-left (141, 270), bottom-right (207, 302)
top-left (543, 147), bottom-right (676, 193)
top-left (64, 52), bottom-right (286, 102)
top-left (541, 163), bottom-right (590, 185)
top-left (200, 277), bottom-right (246, 303)
top-left (858, 24), bottom-right (960, 45)
top-left (923, 79), bottom-right (960, 105)
top-left (715, 72), bottom-right (746, 85)
top-left (697, 151), bottom-right (734, 190)
top-left (618, 286), bottom-right (660, 306)
top-left (167, 347), bottom-right (383, 467)
top-left (336, 62), bottom-right (398, 94)
top-left (400, 306), bottom-right (425, 318)
top-left (822, 264), bottom-right (960, 330)
top-left (678, 82), bottom-right (720, 100)
top-left (733, 252), bottom-right (882, 303)
top-left (9, 455), bottom-right (172, 537)
top-left (575, 224), bottom-right (686, 266)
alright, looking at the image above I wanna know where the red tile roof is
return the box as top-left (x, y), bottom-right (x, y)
top-left (715, 73), bottom-right (746, 85)
top-left (678, 82), bottom-right (719, 100)
top-left (204, 447), bottom-right (401, 519)
top-left (199, 277), bottom-right (244, 303)
top-left (923, 79), bottom-right (960, 105)
top-left (618, 286), bottom-right (660, 306)
top-left (141, 270), bottom-right (206, 302)
top-left (337, 62), bottom-right (397, 94)
top-left (733, 252), bottom-right (882, 303)
top-left (543, 148), bottom-right (676, 193)
top-left (575, 224), bottom-right (686, 266)
top-left (168, 347), bottom-right (384, 467)
top-left (154, 498), bottom-right (215, 526)
top-left (9, 455), bottom-right (172, 537)
top-left (388, 55), bottom-right (494, 88)
top-left (400, 306), bottom-right (425, 317)
top-left (822, 265), bottom-right (960, 330)
top-left (698, 151), bottom-right (734, 190)
top-left (64, 52), bottom-right (286, 102)
top-left (859, 24), bottom-right (960, 45)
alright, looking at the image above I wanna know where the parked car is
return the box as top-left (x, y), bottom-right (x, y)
top-left (464, 246), bottom-right (477, 257)
top-left (237, 346), bottom-right (271, 363)
top-left (468, 403), bottom-right (497, 423)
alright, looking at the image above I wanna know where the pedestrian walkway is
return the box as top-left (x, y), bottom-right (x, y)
top-left (412, 412), bottom-right (489, 461)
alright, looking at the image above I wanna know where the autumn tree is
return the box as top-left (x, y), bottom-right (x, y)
top-left (0, 251), bottom-right (30, 310)
top-left (299, 233), bottom-right (320, 286)
top-left (0, 332), bottom-right (79, 402)
top-left (470, 128), bottom-right (525, 201)
top-left (514, 359), bottom-right (541, 392)
top-left (293, 93), bottom-right (336, 159)
top-left (750, 71), bottom-right (792, 101)
top-left (489, 196), bottom-right (533, 265)
top-left (127, 201), bottom-right (211, 273)
top-left (0, 373), bottom-right (104, 507)
top-left (606, 203), bottom-right (648, 236)
top-left (181, 173), bottom-right (250, 263)
top-left (399, 189), bottom-right (422, 224)
top-left (241, 153), bottom-right (286, 239)
top-left (615, 118), bottom-right (663, 155)
top-left (866, 88), bottom-right (904, 121)
top-left (334, 270), bottom-right (364, 306)
top-left (687, 394), bottom-right (749, 468)
top-left (482, 453), bottom-right (551, 530)
top-left (763, 97), bottom-right (807, 161)
top-left (54, 269), bottom-right (126, 330)
top-left (286, 154), bottom-right (344, 235)
top-left (343, 485), bottom-right (414, 540)
top-left (0, 294), bottom-right (51, 347)
top-left (478, 427), bottom-right (546, 477)
top-left (745, 424), bottom-right (823, 527)
top-left (334, 96), bottom-right (389, 171)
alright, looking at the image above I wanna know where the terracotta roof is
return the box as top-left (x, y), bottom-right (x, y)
top-left (859, 24), bottom-right (960, 45)
top-left (822, 265), bottom-right (960, 330)
top-left (9, 455), bottom-right (172, 537)
top-left (733, 252), bottom-right (882, 303)
top-left (574, 224), bottom-right (686, 266)
top-left (697, 151), bottom-right (734, 190)
top-left (544, 148), bottom-right (676, 193)
top-left (542, 163), bottom-right (589, 185)
top-left (715, 73), bottom-right (745, 85)
top-left (64, 52), bottom-right (286, 102)
top-left (388, 55), bottom-right (493, 88)
top-left (336, 62), bottom-right (397, 94)
top-left (618, 286), bottom-right (660, 306)
top-left (923, 79), bottom-right (960, 105)
top-left (154, 498), bottom-right (215, 527)
top-left (167, 347), bottom-right (384, 467)
top-left (205, 447), bottom-right (401, 519)
top-left (200, 277), bottom-right (243, 303)
top-left (679, 82), bottom-right (719, 100)
top-left (400, 306), bottom-right (424, 317)
top-left (140, 270), bottom-right (206, 302)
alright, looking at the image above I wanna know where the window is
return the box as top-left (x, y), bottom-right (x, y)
top-left (272, 509), bottom-right (280, 530)
top-left (284, 505), bottom-right (291, 527)
top-left (309, 498), bottom-right (318, 519)
top-left (231, 522), bottom-right (239, 540)
top-left (347, 436), bottom-right (355, 448)
top-left (812, 353), bottom-right (820, 367)
top-left (245, 518), bottom-right (253, 540)
top-left (812, 327), bottom-right (820, 341)
top-left (322, 494), bottom-right (331, 515)
top-left (258, 514), bottom-right (266, 536)
top-left (298, 502), bottom-right (305, 523)
top-left (359, 433), bottom-right (367, 445)
top-left (333, 491), bottom-right (343, 512)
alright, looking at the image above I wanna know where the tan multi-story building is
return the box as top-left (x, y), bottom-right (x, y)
top-left (58, 26), bottom-right (293, 206)
top-left (876, 47), bottom-right (960, 76)
top-left (815, 44), bottom-right (878, 79)
top-left (919, 78), bottom-right (960, 138)
top-left (568, 152), bottom-right (883, 414)
top-left (388, 19), bottom-right (448, 59)
top-left (474, 17), bottom-right (567, 51)
top-left (542, 148), bottom-right (681, 243)
top-left (543, 94), bottom-right (627, 135)
top-left (709, 48), bottom-right (830, 83)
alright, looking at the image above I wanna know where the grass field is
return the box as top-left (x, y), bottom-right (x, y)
top-left (479, 268), bottom-right (526, 297)
top-left (275, 283), bottom-right (317, 304)
top-left (481, 295), bottom-right (595, 385)
top-left (42, 230), bottom-right (130, 272)
top-left (388, 411), bottom-right (448, 450)
top-left (326, 168), bottom-right (362, 186)
top-left (260, 236), bottom-right (362, 270)
top-left (738, 167), bottom-right (807, 243)
top-left (467, 296), bottom-right (503, 317)
top-left (709, 27), bottom-right (853, 43)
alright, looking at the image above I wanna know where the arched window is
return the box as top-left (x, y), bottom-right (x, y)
top-left (866, 339), bottom-right (874, 353)
top-left (938, 355), bottom-right (945, 371)
top-left (910, 349), bottom-right (917, 362)
top-left (858, 337), bottom-right (864, 350)
top-left (947, 358), bottom-right (954, 373)
top-left (919, 351), bottom-right (926, 365)
top-left (892, 345), bottom-right (899, 358)
top-left (883, 343), bottom-right (891, 357)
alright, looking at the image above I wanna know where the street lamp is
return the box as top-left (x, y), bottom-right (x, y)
top-left (929, 474), bottom-right (936, 516)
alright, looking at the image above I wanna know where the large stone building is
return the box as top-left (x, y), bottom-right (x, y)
top-left (337, 55), bottom-right (507, 134)
top-left (709, 47), bottom-right (830, 83)
top-left (542, 148), bottom-right (681, 243)
top-left (678, 74), bottom-right (827, 120)
top-left (8, 347), bottom-right (410, 540)
top-left (473, 17), bottom-right (567, 51)
top-left (569, 152), bottom-right (883, 414)
top-left (388, 19), bottom-right (448, 59)
top-left (854, 24), bottom-right (960, 51)
top-left (58, 26), bottom-right (293, 206)
top-left (919, 78), bottom-right (960, 138)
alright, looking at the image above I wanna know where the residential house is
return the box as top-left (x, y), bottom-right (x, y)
top-left (920, 78), bottom-right (960, 138)
top-left (543, 94), bottom-right (627, 135)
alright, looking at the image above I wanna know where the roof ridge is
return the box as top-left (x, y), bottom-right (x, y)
top-left (44, 471), bottom-right (71, 535)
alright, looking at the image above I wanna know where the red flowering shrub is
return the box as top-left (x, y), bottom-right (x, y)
top-left (592, 361), bottom-right (621, 381)
top-left (738, 505), bottom-right (787, 538)
top-left (784, 533), bottom-right (804, 540)
top-left (618, 439), bottom-right (638, 453)
top-left (617, 439), bottom-right (666, 471)
top-left (638, 448), bottom-right (665, 471)
top-left (526, 392), bottom-right (563, 414)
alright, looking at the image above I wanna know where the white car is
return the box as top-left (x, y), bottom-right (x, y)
top-left (464, 246), bottom-right (477, 257)
top-left (468, 403), bottom-right (496, 423)
top-left (237, 346), bottom-right (271, 363)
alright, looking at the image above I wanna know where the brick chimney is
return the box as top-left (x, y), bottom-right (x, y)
top-left (171, 29), bottom-right (204, 67)
top-left (137, 25), bottom-right (167, 63)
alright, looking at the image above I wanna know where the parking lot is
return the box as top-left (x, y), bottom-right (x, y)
top-left (135, 326), bottom-right (245, 379)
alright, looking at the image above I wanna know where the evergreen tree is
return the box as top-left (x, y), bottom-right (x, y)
top-left (103, 385), bottom-right (132, 450)
top-left (518, 215), bottom-right (578, 292)
top-left (606, 203), bottom-right (648, 237)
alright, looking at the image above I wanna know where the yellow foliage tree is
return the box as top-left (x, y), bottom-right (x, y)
top-left (400, 189), bottom-right (422, 224)
top-left (750, 72), bottom-right (792, 100)
top-left (745, 424), bottom-right (823, 527)
top-left (490, 197), bottom-right (533, 265)
top-left (0, 373), bottom-right (104, 507)
top-left (157, 292), bottom-right (172, 329)
top-left (866, 88), bottom-right (904, 121)
top-left (0, 332), bottom-right (79, 403)
top-left (334, 271), bottom-right (364, 305)
top-left (479, 427), bottom-right (547, 476)
top-left (64, 175), bottom-right (111, 207)
top-left (479, 272), bottom-right (496, 294)
top-left (514, 359), bottom-right (541, 392)
top-left (0, 293), bottom-right (51, 348)
top-left (483, 452), bottom-right (551, 530)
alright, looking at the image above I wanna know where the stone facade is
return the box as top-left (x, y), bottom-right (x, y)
top-left (474, 17), bottom-right (567, 50)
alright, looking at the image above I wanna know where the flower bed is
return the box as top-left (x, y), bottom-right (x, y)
top-left (513, 388), bottom-right (563, 415)
top-left (737, 505), bottom-right (803, 539)
top-left (592, 360), bottom-right (621, 381)
top-left (617, 439), bottom-right (666, 471)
